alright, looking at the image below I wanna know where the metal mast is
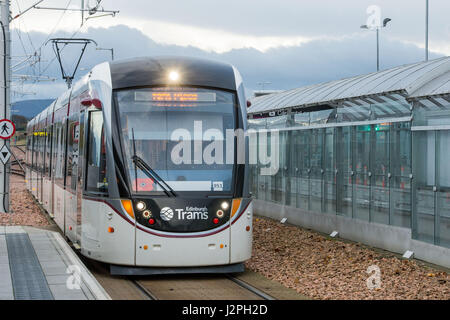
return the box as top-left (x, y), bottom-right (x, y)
top-left (425, 0), bottom-right (429, 61)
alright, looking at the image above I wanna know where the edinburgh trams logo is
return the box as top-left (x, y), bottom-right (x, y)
top-left (160, 206), bottom-right (209, 221)
top-left (160, 207), bottom-right (174, 221)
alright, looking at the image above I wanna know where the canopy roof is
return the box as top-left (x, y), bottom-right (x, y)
top-left (248, 56), bottom-right (450, 115)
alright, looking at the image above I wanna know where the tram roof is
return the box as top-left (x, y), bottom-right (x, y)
top-left (109, 56), bottom-right (237, 91)
top-left (248, 56), bottom-right (450, 115)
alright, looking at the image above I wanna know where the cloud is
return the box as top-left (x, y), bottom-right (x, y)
top-left (11, 0), bottom-right (450, 55)
top-left (11, 25), bottom-right (444, 102)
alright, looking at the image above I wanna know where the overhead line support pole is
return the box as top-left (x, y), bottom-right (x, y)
top-left (425, 0), bottom-right (429, 61)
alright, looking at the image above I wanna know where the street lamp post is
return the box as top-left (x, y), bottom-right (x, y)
top-left (257, 81), bottom-right (271, 91)
top-left (361, 18), bottom-right (391, 71)
top-left (425, 0), bottom-right (429, 61)
top-left (96, 47), bottom-right (114, 61)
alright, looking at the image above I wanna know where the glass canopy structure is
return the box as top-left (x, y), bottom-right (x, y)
top-left (247, 56), bottom-right (450, 249)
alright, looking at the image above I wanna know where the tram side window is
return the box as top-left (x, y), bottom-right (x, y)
top-left (86, 111), bottom-right (107, 193)
top-left (32, 132), bottom-right (37, 170)
top-left (54, 122), bottom-right (66, 186)
top-left (26, 134), bottom-right (32, 167)
top-left (45, 126), bottom-right (52, 177)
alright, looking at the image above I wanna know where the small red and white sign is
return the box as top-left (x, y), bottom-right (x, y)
top-left (0, 119), bottom-right (15, 140)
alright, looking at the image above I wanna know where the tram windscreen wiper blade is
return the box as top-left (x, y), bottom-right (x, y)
top-left (131, 128), bottom-right (177, 197)
top-left (131, 155), bottom-right (177, 197)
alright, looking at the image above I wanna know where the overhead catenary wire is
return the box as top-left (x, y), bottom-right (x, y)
top-left (22, 2), bottom-right (91, 93)
top-left (10, 0), bottom-right (74, 95)
top-left (14, 0), bottom-right (37, 52)
top-left (11, 0), bottom-right (119, 95)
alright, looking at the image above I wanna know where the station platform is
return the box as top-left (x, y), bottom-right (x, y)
top-left (0, 226), bottom-right (110, 300)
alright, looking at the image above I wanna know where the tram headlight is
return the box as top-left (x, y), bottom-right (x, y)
top-left (220, 201), bottom-right (229, 210)
top-left (136, 201), bottom-right (146, 211)
top-left (169, 71), bottom-right (179, 81)
top-left (216, 210), bottom-right (224, 218)
top-left (143, 210), bottom-right (152, 218)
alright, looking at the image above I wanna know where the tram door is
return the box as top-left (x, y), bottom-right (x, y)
top-left (76, 111), bottom-right (86, 243)
top-left (65, 110), bottom-right (85, 245)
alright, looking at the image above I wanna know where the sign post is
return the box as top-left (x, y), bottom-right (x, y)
top-left (0, 0), bottom-right (10, 213)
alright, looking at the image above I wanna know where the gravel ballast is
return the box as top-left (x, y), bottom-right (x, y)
top-left (0, 174), bottom-right (50, 226)
top-left (246, 217), bottom-right (450, 300)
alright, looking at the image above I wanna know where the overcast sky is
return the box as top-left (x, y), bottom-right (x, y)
top-left (9, 0), bottom-right (450, 101)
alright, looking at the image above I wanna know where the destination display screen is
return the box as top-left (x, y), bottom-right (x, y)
top-left (135, 91), bottom-right (216, 102)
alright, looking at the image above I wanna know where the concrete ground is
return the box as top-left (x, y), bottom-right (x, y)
top-left (0, 225), bottom-right (110, 300)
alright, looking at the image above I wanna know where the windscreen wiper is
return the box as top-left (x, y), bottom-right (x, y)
top-left (132, 155), bottom-right (177, 197)
top-left (131, 128), bottom-right (177, 197)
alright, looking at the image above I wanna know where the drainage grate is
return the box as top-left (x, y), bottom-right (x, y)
top-left (6, 233), bottom-right (54, 300)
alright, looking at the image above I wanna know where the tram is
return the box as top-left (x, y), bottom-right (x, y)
top-left (25, 56), bottom-right (252, 274)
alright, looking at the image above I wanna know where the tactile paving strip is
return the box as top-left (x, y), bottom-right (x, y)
top-left (6, 233), bottom-right (54, 300)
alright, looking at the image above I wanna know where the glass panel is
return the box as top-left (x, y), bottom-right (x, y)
top-left (390, 122), bottom-right (411, 228)
top-left (437, 189), bottom-right (450, 248)
top-left (267, 132), bottom-right (276, 202)
top-left (337, 105), bottom-right (364, 122)
top-left (354, 125), bottom-right (371, 221)
top-left (413, 100), bottom-right (450, 127)
top-left (412, 131), bottom-right (435, 243)
top-left (256, 133), bottom-right (267, 201)
top-left (86, 111), bottom-right (108, 193)
top-left (247, 118), bottom-right (267, 129)
top-left (294, 113), bottom-right (310, 127)
top-left (266, 115), bottom-right (287, 129)
top-left (371, 123), bottom-right (390, 224)
top-left (249, 133), bottom-right (258, 198)
top-left (286, 131), bottom-right (296, 207)
top-left (310, 129), bottom-right (323, 212)
top-left (45, 125), bottom-right (52, 176)
top-left (54, 121), bottom-right (66, 186)
top-left (258, 174), bottom-right (267, 201)
top-left (337, 127), bottom-right (352, 217)
top-left (66, 119), bottom-right (77, 190)
top-left (296, 130), bottom-right (310, 210)
top-left (323, 128), bottom-right (335, 214)
top-left (337, 104), bottom-right (370, 122)
top-left (274, 131), bottom-right (288, 204)
top-left (437, 130), bottom-right (450, 248)
top-left (310, 109), bottom-right (334, 125)
top-left (26, 134), bottom-right (32, 167)
top-left (371, 101), bottom-right (411, 119)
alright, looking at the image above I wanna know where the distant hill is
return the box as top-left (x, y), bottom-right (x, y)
top-left (11, 99), bottom-right (54, 119)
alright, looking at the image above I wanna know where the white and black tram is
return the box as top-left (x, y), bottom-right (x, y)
top-left (25, 56), bottom-right (252, 274)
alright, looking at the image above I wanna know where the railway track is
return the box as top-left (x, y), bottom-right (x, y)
top-left (9, 150), bottom-right (26, 176)
top-left (131, 274), bottom-right (275, 300)
top-left (80, 256), bottom-right (275, 300)
top-left (10, 168), bottom-right (25, 177)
